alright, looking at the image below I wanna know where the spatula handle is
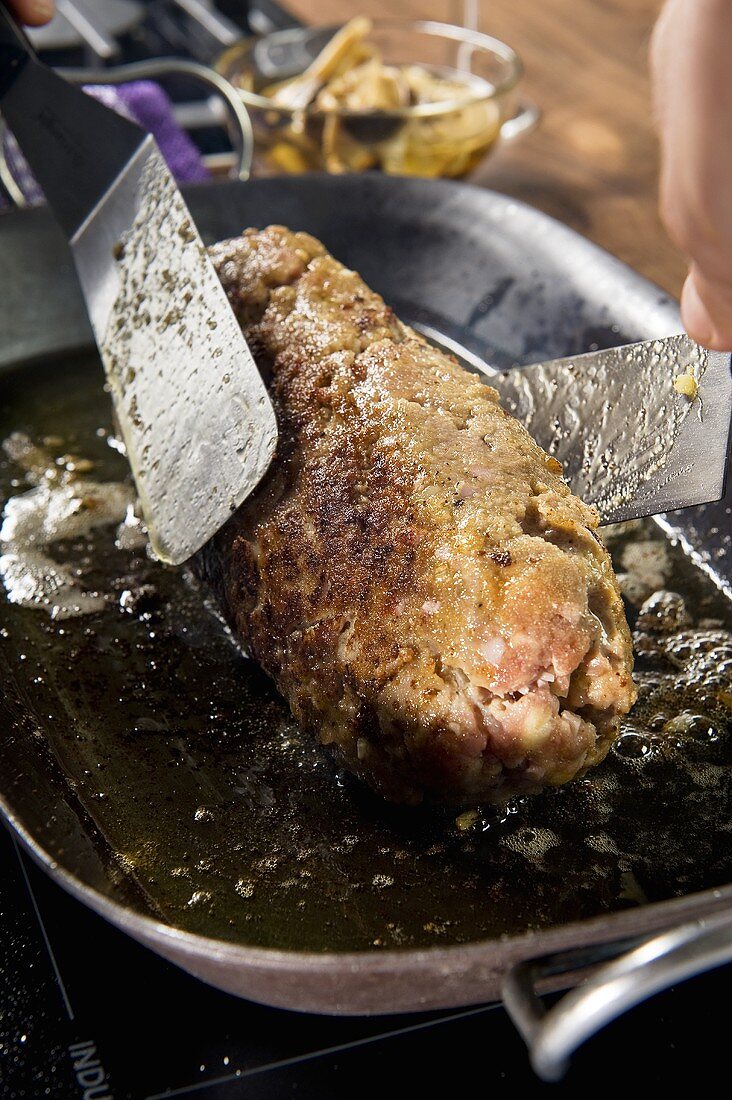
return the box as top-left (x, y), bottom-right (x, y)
top-left (0, 0), bottom-right (143, 237)
top-left (0, 2), bottom-right (36, 95)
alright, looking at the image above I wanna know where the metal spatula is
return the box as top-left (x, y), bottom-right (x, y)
top-left (423, 325), bottom-right (732, 525)
top-left (0, 4), bottom-right (277, 565)
top-left (491, 335), bottom-right (732, 524)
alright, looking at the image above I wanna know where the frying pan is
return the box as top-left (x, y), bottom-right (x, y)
top-left (1, 174), bottom-right (731, 1079)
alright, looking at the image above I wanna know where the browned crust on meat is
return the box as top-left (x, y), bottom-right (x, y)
top-left (198, 226), bottom-right (636, 805)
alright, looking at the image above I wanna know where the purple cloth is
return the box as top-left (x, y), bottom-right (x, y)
top-left (1, 80), bottom-right (210, 208)
top-left (114, 82), bottom-right (210, 185)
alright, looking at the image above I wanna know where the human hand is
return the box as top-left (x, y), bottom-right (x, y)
top-left (651, 0), bottom-right (732, 350)
top-left (7, 0), bottom-right (54, 27)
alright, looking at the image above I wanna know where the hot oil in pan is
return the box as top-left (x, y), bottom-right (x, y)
top-left (0, 356), bottom-right (731, 952)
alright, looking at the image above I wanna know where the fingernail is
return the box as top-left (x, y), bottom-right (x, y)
top-left (680, 272), bottom-right (715, 348)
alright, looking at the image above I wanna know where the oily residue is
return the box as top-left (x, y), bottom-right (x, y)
top-left (0, 356), bottom-right (730, 952)
top-left (0, 432), bottom-right (134, 619)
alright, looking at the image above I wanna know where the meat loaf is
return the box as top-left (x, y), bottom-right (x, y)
top-left (196, 226), bottom-right (636, 804)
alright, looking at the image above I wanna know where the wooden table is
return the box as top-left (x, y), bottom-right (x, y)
top-left (287, 0), bottom-right (685, 296)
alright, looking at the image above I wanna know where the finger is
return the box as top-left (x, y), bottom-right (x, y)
top-left (10, 0), bottom-right (54, 26)
top-left (681, 266), bottom-right (732, 352)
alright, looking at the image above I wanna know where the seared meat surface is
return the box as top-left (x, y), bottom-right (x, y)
top-left (198, 227), bottom-right (636, 804)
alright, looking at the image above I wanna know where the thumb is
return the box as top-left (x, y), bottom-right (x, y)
top-left (680, 265), bottom-right (732, 352)
top-left (11, 1), bottom-right (54, 27)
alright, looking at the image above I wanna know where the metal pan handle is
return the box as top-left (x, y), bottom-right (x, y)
top-left (502, 911), bottom-right (732, 1081)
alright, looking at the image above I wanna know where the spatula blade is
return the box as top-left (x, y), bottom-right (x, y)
top-left (492, 335), bottom-right (732, 524)
top-left (71, 138), bottom-right (277, 565)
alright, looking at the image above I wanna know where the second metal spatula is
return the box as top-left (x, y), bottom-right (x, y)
top-left (491, 334), bottom-right (732, 524)
top-left (0, 4), bottom-right (277, 565)
top-left (419, 327), bottom-right (731, 526)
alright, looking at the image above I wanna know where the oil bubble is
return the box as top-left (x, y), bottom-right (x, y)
top-left (614, 731), bottom-right (653, 759)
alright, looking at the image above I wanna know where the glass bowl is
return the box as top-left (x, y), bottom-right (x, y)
top-left (216, 19), bottom-right (537, 178)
